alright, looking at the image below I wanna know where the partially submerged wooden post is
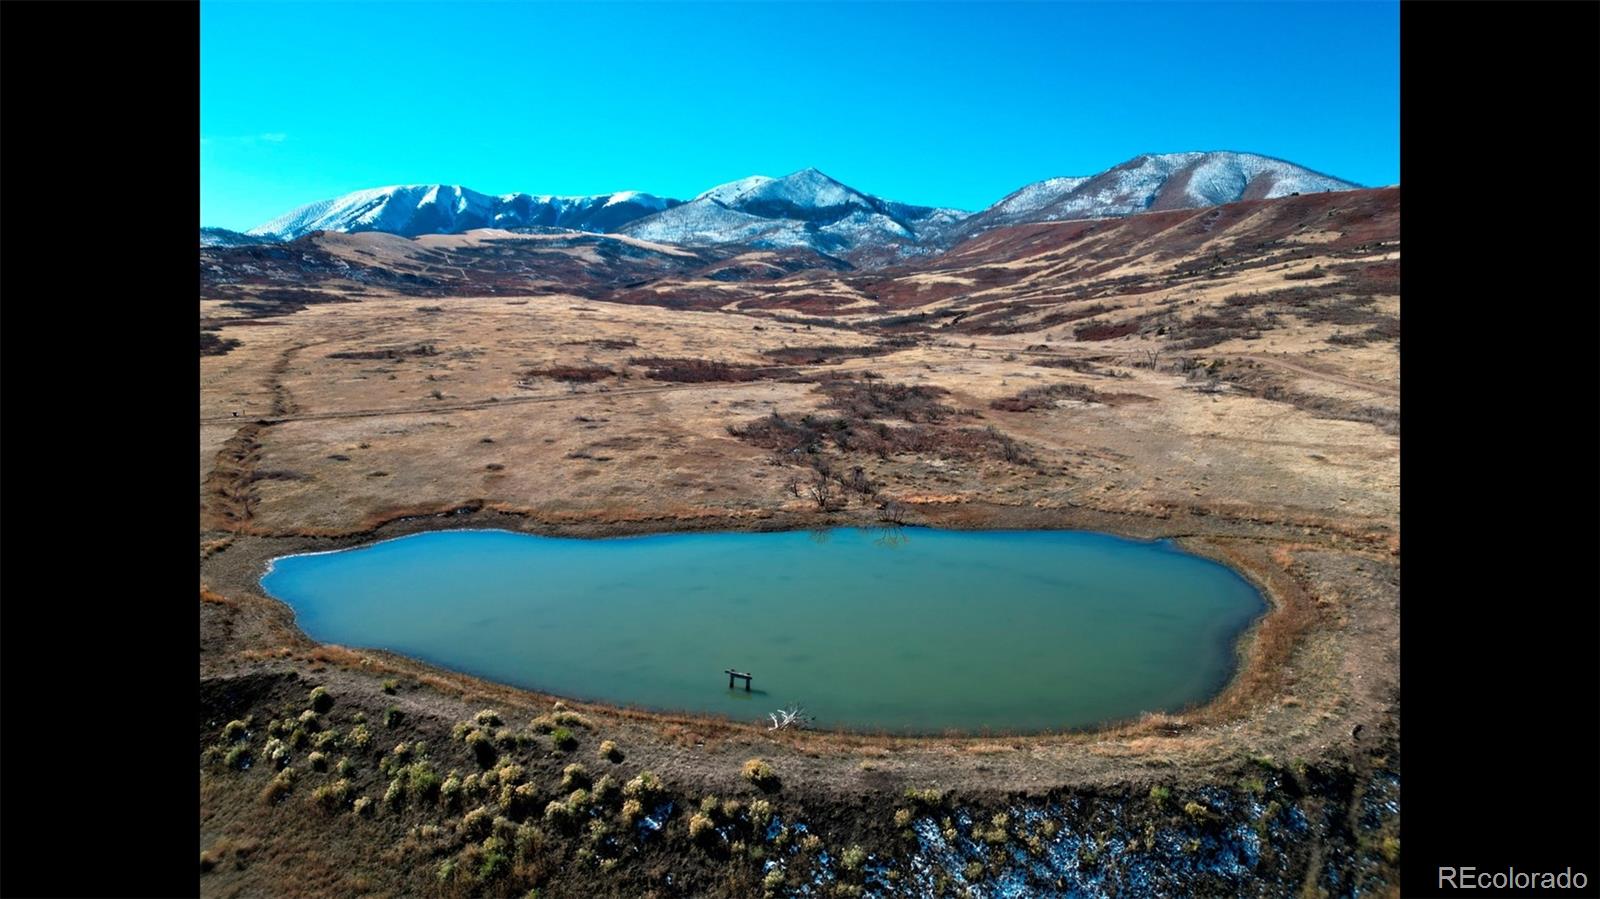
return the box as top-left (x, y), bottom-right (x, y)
top-left (725, 668), bottom-right (752, 691)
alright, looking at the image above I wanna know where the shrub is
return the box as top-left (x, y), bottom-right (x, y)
top-left (841, 845), bottom-right (867, 872)
top-left (561, 764), bottom-right (590, 791)
top-left (353, 796), bottom-right (373, 817)
top-left (553, 711), bottom-right (588, 727)
top-left (264, 737), bottom-right (293, 767)
top-left (312, 730), bottom-right (340, 751)
top-left (700, 795), bottom-right (721, 816)
top-left (963, 861), bottom-right (984, 881)
top-left (383, 778), bottom-right (404, 808)
top-left (383, 707), bottom-right (402, 728)
top-left (543, 800), bottom-right (575, 829)
top-left (221, 719), bottom-right (249, 742)
top-left (592, 775), bottom-right (620, 805)
top-left (620, 798), bottom-right (644, 824)
top-left (308, 686), bottom-right (333, 713)
top-left (435, 858), bottom-right (456, 885)
top-left (742, 758), bottom-right (780, 792)
top-left (308, 751), bottom-right (328, 772)
top-left (297, 710), bottom-right (322, 731)
top-left (598, 740), bottom-right (622, 762)
top-left (261, 768), bottom-right (297, 805)
top-left (224, 744), bottom-right (253, 770)
top-left (310, 778), bottom-right (352, 811)
top-left (496, 763), bottom-right (526, 786)
top-left (382, 679), bottom-right (399, 695)
top-left (1381, 835), bottom-right (1400, 865)
top-left (1149, 785), bottom-right (1172, 806)
top-left (474, 709), bottom-right (502, 727)
top-left (763, 869), bottom-right (786, 893)
top-left (623, 771), bottom-right (661, 802)
top-left (550, 727), bottom-right (577, 751)
top-left (462, 806), bottom-right (493, 838)
top-left (1183, 801), bottom-right (1211, 821)
top-left (893, 808), bottom-right (913, 828)
top-left (904, 787), bottom-right (943, 807)
top-left (466, 730), bottom-right (498, 767)
top-left (407, 761), bottom-right (443, 801)
top-left (336, 756), bottom-right (355, 777)
top-left (722, 798), bottom-right (744, 820)
top-left (477, 836), bottom-right (511, 880)
top-left (346, 724), bottom-right (372, 751)
top-left (688, 812), bottom-right (716, 844)
top-left (750, 797), bottom-right (773, 819)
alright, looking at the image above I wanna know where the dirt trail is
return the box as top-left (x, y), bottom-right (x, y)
top-left (1221, 353), bottom-right (1399, 397)
top-left (196, 358), bottom-right (938, 425)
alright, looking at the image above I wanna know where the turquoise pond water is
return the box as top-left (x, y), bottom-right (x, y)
top-left (260, 528), bottom-right (1266, 733)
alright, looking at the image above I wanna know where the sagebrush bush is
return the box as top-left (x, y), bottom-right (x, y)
top-left (841, 845), bottom-right (867, 871)
top-left (262, 738), bottom-right (289, 769)
top-left (561, 763), bottom-right (590, 791)
top-left (623, 771), bottom-right (660, 802)
top-left (224, 744), bottom-right (253, 770)
top-left (477, 836), bottom-right (510, 880)
top-left (383, 707), bottom-right (402, 728)
top-left (261, 768), bottom-right (297, 805)
top-left (893, 808), bottom-right (913, 828)
top-left (591, 774), bottom-right (619, 805)
top-left (750, 799), bottom-right (773, 824)
top-left (346, 724), bottom-right (372, 751)
top-left (474, 709), bottom-right (502, 727)
top-left (599, 739), bottom-right (622, 762)
top-left (297, 710), bottom-right (321, 731)
top-left (550, 727), bottom-right (577, 751)
top-left (308, 686), bottom-right (333, 713)
top-left (688, 812), bottom-right (716, 844)
top-left (742, 758), bottom-right (780, 791)
top-left (462, 806), bottom-right (493, 838)
top-left (221, 719), bottom-right (249, 742)
top-left (308, 751), bottom-right (328, 772)
top-left (310, 778), bottom-right (352, 811)
top-left (620, 798), bottom-right (644, 824)
top-left (543, 800), bottom-right (575, 829)
top-left (465, 730), bottom-right (498, 767)
top-left (353, 796), bottom-right (374, 818)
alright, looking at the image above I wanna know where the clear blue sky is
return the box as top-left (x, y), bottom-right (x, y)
top-left (201, 1), bottom-right (1399, 230)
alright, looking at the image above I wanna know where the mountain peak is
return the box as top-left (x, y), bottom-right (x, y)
top-left (247, 184), bottom-right (682, 240)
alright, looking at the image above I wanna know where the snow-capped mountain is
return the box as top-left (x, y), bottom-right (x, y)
top-left (201, 227), bottom-right (280, 248)
top-left (956, 152), bottom-right (1360, 237)
top-left (618, 168), bottom-right (968, 262)
top-left (247, 185), bottom-right (680, 241)
top-left (221, 152), bottom-right (1366, 265)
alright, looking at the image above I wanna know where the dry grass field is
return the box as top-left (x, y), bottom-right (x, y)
top-left (200, 189), bottom-right (1400, 897)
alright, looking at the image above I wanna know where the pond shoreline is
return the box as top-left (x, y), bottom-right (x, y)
top-left (201, 497), bottom-right (1387, 747)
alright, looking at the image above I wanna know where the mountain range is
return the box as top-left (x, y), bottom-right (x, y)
top-left (220, 151), bottom-right (1362, 265)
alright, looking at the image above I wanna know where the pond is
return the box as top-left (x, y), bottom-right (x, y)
top-left (261, 527), bottom-right (1266, 733)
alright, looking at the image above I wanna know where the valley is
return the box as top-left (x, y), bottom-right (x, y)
top-left (200, 173), bottom-right (1400, 897)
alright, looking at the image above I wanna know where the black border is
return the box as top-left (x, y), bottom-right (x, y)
top-left (1400, 2), bottom-right (1600, 896)
top-left (2, 2), bottom-right (200, 897)
top-left (2, 2), bottom-right (1598, 897)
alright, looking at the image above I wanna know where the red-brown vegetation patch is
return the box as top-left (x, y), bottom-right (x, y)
top-left (627, 356), bottom-right (798, 382)
top-left (522, 364), bottom-right (614, 383)
top-left (1073, 321), bottom-right (1140, 341)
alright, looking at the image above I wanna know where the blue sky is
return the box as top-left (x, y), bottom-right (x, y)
top-left (201, 1), bottom-right (1399, 230)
